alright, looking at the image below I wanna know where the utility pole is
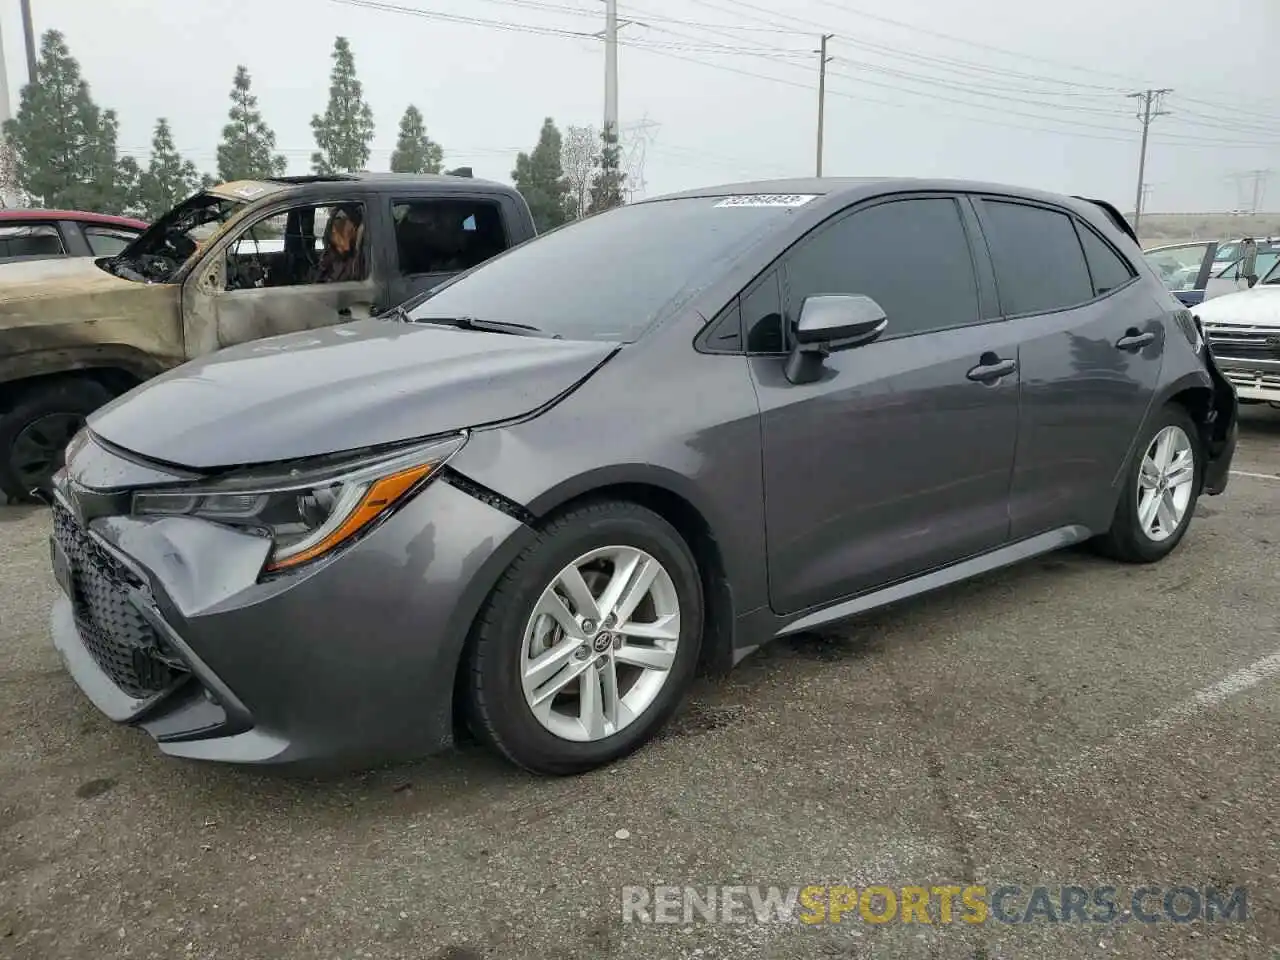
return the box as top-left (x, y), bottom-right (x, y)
top-left (1127, 88), bottom-right (1171, 233)
top-left (20, 0), bottom-right (37, 85)
top-left (604, 0), bottom-right (618, 140)
top-left (815, 34), bottom-right (833, 177)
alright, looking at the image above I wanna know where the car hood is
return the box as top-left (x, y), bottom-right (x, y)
top-left (1193, 284), bottom-right (1280, 327)
top-left (88, 319), bottom-right (620, 469)
top-left (0, 256), bottom-right (132, 304)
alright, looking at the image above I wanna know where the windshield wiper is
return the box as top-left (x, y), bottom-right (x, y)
top-left (380, 303), bottom-right (414, 323)
top-left (413, 315), bottom-right (561, 338)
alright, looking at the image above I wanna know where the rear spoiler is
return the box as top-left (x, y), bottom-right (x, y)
top-left (1074, 196), bottom-right (1140, 245)
top-left (445, 166), bottom-right (473, 178)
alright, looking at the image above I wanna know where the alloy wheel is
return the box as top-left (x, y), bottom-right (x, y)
top-left (520, 545), bottom-right (681, 743)
top-left (1136, 424), bottom-right (1196, 543)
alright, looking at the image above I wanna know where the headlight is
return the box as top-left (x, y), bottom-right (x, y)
top-left (132, 434), bottom-right (465, 572)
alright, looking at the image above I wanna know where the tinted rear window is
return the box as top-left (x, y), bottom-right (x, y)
top-left (982, 200), bottom-right (1094, 315)
top-left (409, 196), bottom-right (815, 342)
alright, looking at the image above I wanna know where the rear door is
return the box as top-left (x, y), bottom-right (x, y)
top-left (972, 196), bottom-right (1165, 539)
top-left (752, 194), bottom-right (1021, 615)
top-left (382, 194), bottom-right (516, 308)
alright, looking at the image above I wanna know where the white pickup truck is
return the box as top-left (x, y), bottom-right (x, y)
top-left (1194, 251), bottom-right (1280, 407)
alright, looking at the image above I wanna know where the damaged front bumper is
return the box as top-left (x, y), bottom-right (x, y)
top-left (47, 468), bottom-right (534, 768)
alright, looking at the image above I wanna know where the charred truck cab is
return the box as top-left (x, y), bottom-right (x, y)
top-left (0, 172), bottom-right (537, 502)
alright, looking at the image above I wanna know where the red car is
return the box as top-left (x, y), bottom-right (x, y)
top-left (0, 209), bottom-right (148, 264)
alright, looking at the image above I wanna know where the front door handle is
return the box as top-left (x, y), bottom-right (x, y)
top-left (1116, 329), bottom-right (1156, 351)
top-left (966, 355), bottom-right (1017, 383)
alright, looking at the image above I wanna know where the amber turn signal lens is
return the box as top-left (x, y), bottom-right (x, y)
top-left (265, 463), bottom-right (433, 571)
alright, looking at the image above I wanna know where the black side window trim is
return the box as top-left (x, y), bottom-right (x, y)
top-left (970, 194), bottom-right (1140, 321)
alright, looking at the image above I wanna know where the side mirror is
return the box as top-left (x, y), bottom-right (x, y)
top-left (785, 294), bottom-right (888, 385)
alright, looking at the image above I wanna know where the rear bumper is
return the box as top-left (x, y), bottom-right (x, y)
top-left (48, 476), bottom-right (535, 768)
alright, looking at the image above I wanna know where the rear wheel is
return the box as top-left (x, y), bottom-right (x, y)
top-left (466, 500), bottom-right (703, 775)
top-left (1095, 404), bottom-right (1202, 563)
top-left (0, 379), bottom-right (113, 503)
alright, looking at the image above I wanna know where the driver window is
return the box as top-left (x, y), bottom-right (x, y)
top-left (223, 202), bottom-right (368, 291)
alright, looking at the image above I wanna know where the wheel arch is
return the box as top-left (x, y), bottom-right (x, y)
top-left (0, 346), bottom-right (163, 412)
top-left (446, 465), bottom-right (739, 739)
top-left (1155, 371), bottom-right (1219, 478)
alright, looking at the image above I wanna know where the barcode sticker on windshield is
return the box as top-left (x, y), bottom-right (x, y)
top-left (714, 194), bottom-right (819, 208)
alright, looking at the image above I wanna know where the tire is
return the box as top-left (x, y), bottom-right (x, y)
top-left (1095, 403), bottom-right (1204, 564)
top-left (466, 500), bottom-right (704, 775)
top-left (0, 379), bottom-right (113, 504)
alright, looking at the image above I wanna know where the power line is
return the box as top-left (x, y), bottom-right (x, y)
top-left (320, 0), bottom-right (1279, 154)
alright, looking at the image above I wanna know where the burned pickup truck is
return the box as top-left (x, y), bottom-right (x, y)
top-left (0, 172), bottom-right (537, 501)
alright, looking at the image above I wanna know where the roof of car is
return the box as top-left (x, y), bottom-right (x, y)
top-left (648, 177), bottom-right (1104, 208)
top-left (0, 208), bottom-right (148, 229)
top-left (206, 172), bottom-right (515, 204)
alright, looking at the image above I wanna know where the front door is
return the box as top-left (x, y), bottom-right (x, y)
top-left (751, 195), bottom-right (1020, 616)
top-left (183, 200), bottom-right (380, 354)
top-left (972, 197), bottom-right (1166, 539)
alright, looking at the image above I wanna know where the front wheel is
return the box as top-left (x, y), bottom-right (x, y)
top-left (1095, 404), bottom-right (1203, 563)
top-left (0, 379), bottom-right (113, 503)
top-left (466, 500), bottom-right (704, 775)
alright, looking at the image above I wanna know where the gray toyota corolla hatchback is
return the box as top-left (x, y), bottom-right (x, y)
top-left (48, 178), bottom-right (1238, 774)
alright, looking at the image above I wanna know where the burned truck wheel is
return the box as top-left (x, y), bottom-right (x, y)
top-left (0, 379), bottom-right (113, 503)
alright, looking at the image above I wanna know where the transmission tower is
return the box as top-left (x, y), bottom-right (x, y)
top-left (620, 116), bottom-right (660, 203)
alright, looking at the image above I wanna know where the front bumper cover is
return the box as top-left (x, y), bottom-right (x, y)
top-left (49, 474), bottom-right (535, 768)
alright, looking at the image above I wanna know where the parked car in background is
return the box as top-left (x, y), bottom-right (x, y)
top-left (1195, 255), bottom-right (1280, 407)
top-left (0, 172), bottom-right (537, 501)
top-left (1143, 237), bottom-right (1280, 306)
top-left (47, 178), bottom-right (1237, 774)
top-left (0, 209), bottom-right (147, 264)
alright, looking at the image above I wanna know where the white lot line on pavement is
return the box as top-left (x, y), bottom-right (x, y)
top-left (1059, 651), bottom-right (1280, 781)
top-left (1230, 470), bottom-right (1280, 481)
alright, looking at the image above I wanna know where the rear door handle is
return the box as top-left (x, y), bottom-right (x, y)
top-left (1116, 330), bottom-right (1156, 351)
top-left (966, 356), bottom-right (1017, 383)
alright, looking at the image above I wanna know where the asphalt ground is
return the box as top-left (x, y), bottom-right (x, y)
top-left (1, 408), bottom-right (1278, 960)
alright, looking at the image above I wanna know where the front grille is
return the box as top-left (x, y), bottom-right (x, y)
top-left (1204, 323), bottom-right (1280, 361)
top-left (52, 503), bottom-right (188, 699)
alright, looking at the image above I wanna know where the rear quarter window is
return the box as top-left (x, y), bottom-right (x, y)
top-left (1075, 223), bottom-right (1136, 296)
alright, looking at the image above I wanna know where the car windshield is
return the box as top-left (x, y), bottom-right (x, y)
top-left (407, 195), bottom-right (816, 342)
top-left (101, 192), bottom-right (248, 284)
top-left (1213, 250), bottom-right (1280, 282)
top-left (1259, 257), bottom-right (1280, 284)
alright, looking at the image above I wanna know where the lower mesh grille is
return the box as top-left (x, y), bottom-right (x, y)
top-left (52, 504), bottom-right (187, 698)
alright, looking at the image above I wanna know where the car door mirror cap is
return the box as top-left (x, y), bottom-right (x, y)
top-left (784, 295), bottom-right (888, 385)
top-left (795, 294), bottom-right (889, 347)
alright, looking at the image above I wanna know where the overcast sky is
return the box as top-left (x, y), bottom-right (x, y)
top-left (1, 0), bottom-right (1276, 212)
